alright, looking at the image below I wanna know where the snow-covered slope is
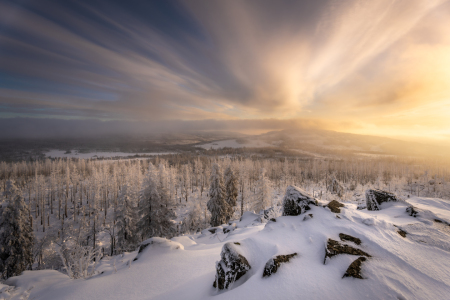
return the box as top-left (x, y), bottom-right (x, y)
top-left (2, 197), bottom-right (450, 300)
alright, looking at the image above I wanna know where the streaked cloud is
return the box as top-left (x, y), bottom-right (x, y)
top-left (0, 0), bottom-right (449, 141)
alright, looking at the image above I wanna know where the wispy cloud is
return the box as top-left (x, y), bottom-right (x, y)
top-left (0, 0), bottom-right (449, 140)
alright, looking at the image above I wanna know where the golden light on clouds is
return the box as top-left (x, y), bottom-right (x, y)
top-left (1, 0), bottom-right (450, 144)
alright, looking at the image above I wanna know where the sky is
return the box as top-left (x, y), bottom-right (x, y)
top-left (1, 0), bottom-right (450, 143)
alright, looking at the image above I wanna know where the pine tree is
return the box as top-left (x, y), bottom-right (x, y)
top-left (207, 164), bottom-right (232, 227)
top-left (224, 166), bottom-right (238, 208)
top-left (0, 181), bottom-right (35, 280)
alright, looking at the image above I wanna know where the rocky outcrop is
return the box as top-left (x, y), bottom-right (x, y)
top-left (324, 239), bottom-right (371, 264)
top-left (263, 253), bottom-right (297, 277)
top-left (326, 200), bottom-right (344, 213)
top-left (213, 242), bottom-right (251, 289)
top-left (339, 233), bottom-right (361, 245)
top-left (282, 186), bottom-right (317, 216)
top-left (343, 257), bottom-right (367, 279)
top-left (365, 189), bottom-right (398, 211)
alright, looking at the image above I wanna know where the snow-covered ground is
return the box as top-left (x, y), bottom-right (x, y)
top-left (197, 139), bottom-right (273, 149)
top-left (45, 150), bottom-right (176, 159)
top-left (2, 196), bottom-right (450, 300)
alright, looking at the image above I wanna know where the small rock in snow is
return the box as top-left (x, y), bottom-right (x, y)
top-left (303, 214), bottom-right (313, 221)
top-left (326, 200), bottom-right (344, 213)
top-left (263, 253), bottom-right (298, 277)
top-left (406, 206), bottom-right (418, 217)
top-left (339, 233), bottom-right (362, 245)
top-left (343, 257), bottom-right (367, 279)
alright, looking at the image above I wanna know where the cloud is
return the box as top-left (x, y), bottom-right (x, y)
top-left (0, 0), bottom-right (449, 142)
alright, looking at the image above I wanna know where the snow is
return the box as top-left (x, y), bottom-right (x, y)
top-left (197, 139), bottom-right (272, 150)
top-left (3, 197), bottom-right (450, 300)
top-left (406, 197), bottom-right (450, 222)
top-left (45, 150), bottom-right (176, 159)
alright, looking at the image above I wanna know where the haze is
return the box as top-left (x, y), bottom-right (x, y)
top-left (1, 0), bottom-right (450, 145)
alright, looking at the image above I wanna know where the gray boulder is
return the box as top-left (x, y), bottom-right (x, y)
top-left (213, 242), bottom-right (251, 289)
top-left (365, 189), bottom-right (398, 211)
top-left (282, 186), bottom-right (317, 216)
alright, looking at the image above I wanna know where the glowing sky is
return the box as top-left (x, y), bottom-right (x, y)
top-left (1, 0), bottom-right (450, 142)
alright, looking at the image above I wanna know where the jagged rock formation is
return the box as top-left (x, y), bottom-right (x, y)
top-left (326, 200), bottom-right (344, 213)
top-left (343, 257), bottom-right (367, 279)
top-left (263, 253), bottom-right (297, 277)
top-left (324, 239), bottom-right (371, 264)
top-left (213, 242), bottom-right (251, 289)
top-left (365, 189), bottom-right (398, 211)
top-left (339, 233), bottom-right (361, 245)
top-left (282, 186), bottom-right (317, 216)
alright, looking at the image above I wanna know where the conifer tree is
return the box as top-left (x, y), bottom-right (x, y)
top-left (207, 164), bottom-right (232, 226)
top-left (224, 166), bottom-right (238, 208)
top-left (0, 181), bottom-right (34, 280)
top-left (138, 164), bottom-right (175, 240)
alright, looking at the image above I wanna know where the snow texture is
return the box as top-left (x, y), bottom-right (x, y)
top-left (3, 197), bottom-right (450, 300)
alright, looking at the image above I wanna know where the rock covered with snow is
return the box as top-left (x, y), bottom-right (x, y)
top-left (365, 189), bottom-right (398, 211)
top-left (262, 253), bottom-right (297, 277)
top-left (282, 186), bottom-right (317, 216)
top-left (213, 242), bottom-right (251, 289)
top-left (326, 200), bottom-right (345, 213)
top-left (237, 211), bottom-right (262, 228)
top-left (406, 205), bottom-right (418, 217)
top-left (135, 237), bottom-right (184, 261)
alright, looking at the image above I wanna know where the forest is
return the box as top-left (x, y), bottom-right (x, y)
top-left (0, 153), bottom-right (449, 280)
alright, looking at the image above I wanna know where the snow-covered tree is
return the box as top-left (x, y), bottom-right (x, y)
top-left (138, 164), bottom-right (176, 240)
top-left (224, 166), bottom-right (238, 208)
top-left (116, 184), bottom-right (139, 252)
top-left (254, 168), bottom-right (272, 213)
top-left (207, 164), bottom-right (232, 226)
top-left (58, 242), bottom-right (101, 279)
top-left (0, 181), bottom-right (34, 280)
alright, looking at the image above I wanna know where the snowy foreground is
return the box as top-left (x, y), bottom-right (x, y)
top-left (2, 197), bottom-right (450, 300)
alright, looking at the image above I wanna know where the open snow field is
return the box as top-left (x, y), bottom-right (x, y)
top-left (2, 196), bottom-right (450, 300)
top-left (45, 150), bottom-right (176, 159)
